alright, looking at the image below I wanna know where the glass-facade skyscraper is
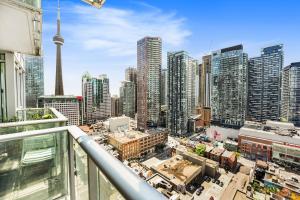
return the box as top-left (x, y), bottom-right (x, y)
top-left (281, 62), bottom-right (300, 126)
top-left (119, 81), bottom-right (136, 118)
top-left (125, 67), bottom-right (137, 113)
top-left (160, 68), bottom-right (168, 106)
top-left (82, 73), bottom-right (111, 124)
top-left (211, 45), bottom-right (248, 127)
top-left (167, 51), bottom-right (198, 135)
top-left (247, 44), bottom-right (283, 122)
top-left (25, 55), bottom-right (44, 107)
top-left (137, 37), bottom-right (162, 130)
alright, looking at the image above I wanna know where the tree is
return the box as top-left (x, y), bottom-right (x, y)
top-left (195, 144), bottom-right (206, 156)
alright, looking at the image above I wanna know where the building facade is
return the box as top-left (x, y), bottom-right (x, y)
top-left (125, 67), bottom-right (137, 113)
top-left (200, 55), bottom-right (212, 107)
top-left (111, 95), bottom-right (120, 117)
top-left (247, 44), bottom-right (283, 122)
top-left (25, 55), bottom-right (44, 107)
top-left (281, 62), bottom-right (300, 126)
top-left (160, 68), bottom-right (168, 106)
top-left (0, 52), bottom-right (26, 122)
top-left (119, 81), bottom-right (136, 118)
top-left (38, 95), bottom-right (82, 126)
top-left (0, 0), bottom-right (42, 122)
top-left (108, 129), bottom-right (168, 161)
top-left (211, 45), bottom-right (248, 128)
top-left (82, 73), bottom-right (111, 124)
top-left (137, 37), bottom-right (162, 130)
top-left (239, 121), bottom-right (300, 167)
top-left (168, 51), bottom-right (198, 135)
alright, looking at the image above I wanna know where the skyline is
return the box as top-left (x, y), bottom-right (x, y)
top-left (42, 0), bottom-right (300, 96)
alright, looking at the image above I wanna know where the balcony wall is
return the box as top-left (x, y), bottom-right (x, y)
top-left (0, 0), bottom-right (42, 55)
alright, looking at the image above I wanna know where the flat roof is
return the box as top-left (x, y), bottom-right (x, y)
top-left (109, 130), bottom-right (148, 144)
top-left (222, 150), bottom-right (235, 158)
top-left (39, 95), bottom-right (79, 99)
top-left (239, 127), bottom-right (300, 145)
top-left (205, 145), bottom-right (214, 152)
top-left (153, 155), bottom-right (202, 186)
top-left (142, 157), bottom-right (164, 169)
top-left (221, 172), bottom-right (249, 200)
top-left (210, 147), bottom-right (225, 156)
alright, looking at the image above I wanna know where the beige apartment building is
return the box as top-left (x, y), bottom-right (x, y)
top-left (108, 129), bottom-right (168, 160)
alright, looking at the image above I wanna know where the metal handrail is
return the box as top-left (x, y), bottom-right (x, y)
top-left (0, 125), bottom-right (167, 200)
top-left (71, 126), bottom-right (167, 200)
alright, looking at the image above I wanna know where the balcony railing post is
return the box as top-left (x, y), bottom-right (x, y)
top-left (88, 157), bottom-right (99, 200)
top-left (68, 134), bottom-right (76, 200)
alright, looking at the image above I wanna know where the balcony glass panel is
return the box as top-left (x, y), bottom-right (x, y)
top-left (74, 140), bottom-right (89, 200)
top-left (0, 108), bottom-right (66, 135)
top-left (16, 108), bottom-right (56, 121)
top-left (0, 131), bottom-right (68, 200)
top-left (97, 169), bottom-right (124, 200)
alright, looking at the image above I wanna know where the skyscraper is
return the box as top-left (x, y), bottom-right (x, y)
top-left (111, 95), bottom-right (120, 117)
top-left (125, 67), bottom-right (137, 112)
top-left (82, 73), bottom-right (111, 124)
top-left (211, 45), bottom-right (248, 127)
top-left (119, 81), bottom-right (136, 118)
top-left (281, 62), bottom-right (300, 126)
top-left (53, 1), bottom-right (64, 95)
top-left (160, 69), bottom-right (168, 106)
top-left (25, 55), bottom-right (44, 107)
top-left (168, 51), bottom-right (198, 135)
top-left (200, 55), bottom-right (212, 107)
top-left (247, 44), bottom-right (283, 122)
top-left (137, 37), bottom-right (162, 130)
top-left (186, 58), bottom-right (199, 115)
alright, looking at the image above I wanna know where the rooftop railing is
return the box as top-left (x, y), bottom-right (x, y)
top-left (0, 108), bottom-right (166, 200)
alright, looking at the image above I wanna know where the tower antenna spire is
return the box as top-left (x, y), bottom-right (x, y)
top-left (53, 0), bottom-right (64, 95)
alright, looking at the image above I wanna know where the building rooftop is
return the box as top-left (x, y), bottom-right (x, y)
top-left (39, 95), bottom-right (79, 99)
top-left (153, 155), bottom-right (202, 186)
top-left (79, 125), bottom-right (92, 133)
top-left (239, 127), bottom-right (300, 145)
top-left (205, 145), bottom-right (214, 153)
top-left (225, 139), bottom-right (238, 145)
top-left (222, 150), bottom-right (235, 158)
top-left (221, 172), bottom-right (249, 200)
top-left (109, 130), bottom-right (148, 144)
top-left (210, 147), bottom-right (225, 156)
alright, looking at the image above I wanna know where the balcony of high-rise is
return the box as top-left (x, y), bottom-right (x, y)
top-left (0, 108), bottom-right (165, 200)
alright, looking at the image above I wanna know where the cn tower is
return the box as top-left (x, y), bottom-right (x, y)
top-left (53, 0), bottom-right (64, 95)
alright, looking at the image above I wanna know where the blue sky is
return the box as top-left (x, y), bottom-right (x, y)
top-left (42, 0), bottom-right (300, 96)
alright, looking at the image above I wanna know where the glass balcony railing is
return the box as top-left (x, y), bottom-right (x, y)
top-left (0, 108), bottom-right (166, 200)
top-left (0, 108), bottom-right (67, 135)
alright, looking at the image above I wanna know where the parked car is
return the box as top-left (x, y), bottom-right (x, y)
top-left (216, 180), bottom-right (220, 185)
top-left (212, 178), bottom-right (216, 183)
top-left (219, 182), bottom-right (224, 187)
top-left (196, 189), bottom-right (202, 196)
top-left (207, 177), bottom-right (211, 182)
top-left (198, 186), bottom-right (204, 191)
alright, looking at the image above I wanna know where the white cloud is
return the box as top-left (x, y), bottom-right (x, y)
top-left (62, 4), bottom-right (191, 56)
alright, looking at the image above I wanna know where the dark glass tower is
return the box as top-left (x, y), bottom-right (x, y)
top-left (53, 0), bottom-right (64, 95)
